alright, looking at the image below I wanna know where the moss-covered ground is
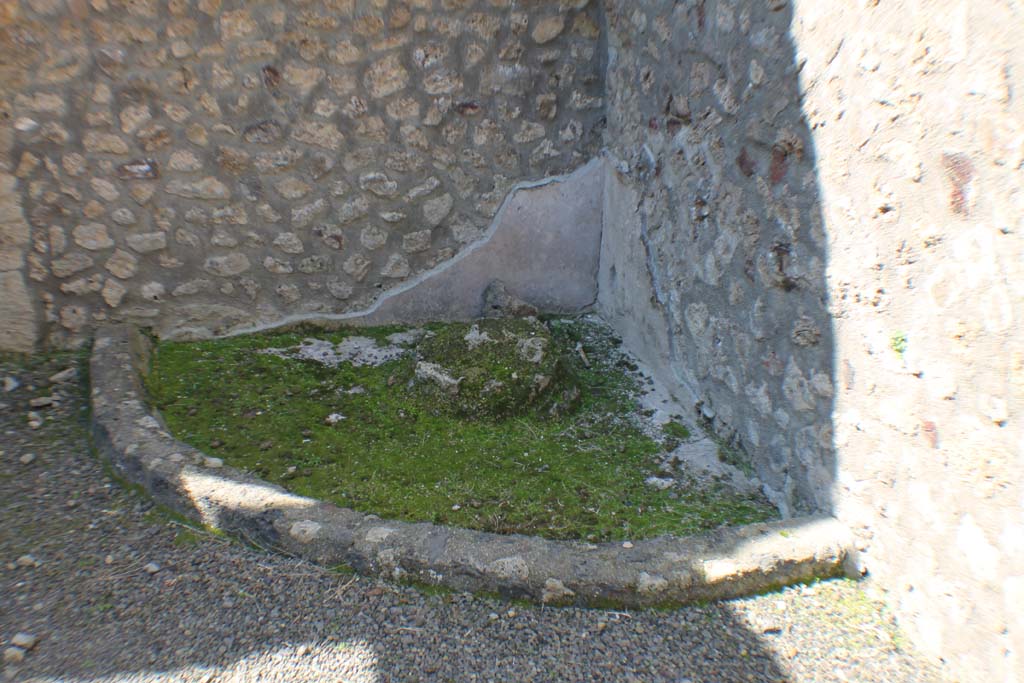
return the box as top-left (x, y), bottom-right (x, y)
top-left (145, 317), bottom-right (777, 541)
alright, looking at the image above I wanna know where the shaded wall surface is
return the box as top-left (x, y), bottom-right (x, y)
top-left (3, 0), bottom-right (1023, 681)
top-left (0, 0), bottom-right (605, 349)
top-left (601, 1), bottom-right (1023, 681)
top-left (601, 0), bottom-right (833, 518)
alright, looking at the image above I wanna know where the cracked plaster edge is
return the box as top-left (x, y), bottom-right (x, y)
top-left (198, 157), bottom-right (607, 342)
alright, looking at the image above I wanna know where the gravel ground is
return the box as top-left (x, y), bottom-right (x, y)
top-left (0, 353), bottom-right (949, 683)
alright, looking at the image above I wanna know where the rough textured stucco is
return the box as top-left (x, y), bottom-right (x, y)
top-left (0, 270), bottom-right (36, 352)
top-left (601, 1), bottom-right (1023, 681)
top-left (0, 168), bottom-right (37, 352)
top-left (796, 2), bottom-right (1023, 679)
top-left (0, 0), bottom-right (605, 347)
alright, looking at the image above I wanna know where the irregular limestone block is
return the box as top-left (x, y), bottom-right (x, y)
top-left (72, 223), bottom-right (114, 251)
top-left (83, 131), bottom-right (130, 155)
top-left (51, 252), bottom-right (94, 278)
top-left (365, 54), bottom-right (408, 98)
top-left (532, 15), bottom-right (566, 44)
top-left (105, 249), bottom-right (139, 279)
top-left (204, 253), bottom-right (251, 277)
top-left (166, 177), bottom-right (230, 200)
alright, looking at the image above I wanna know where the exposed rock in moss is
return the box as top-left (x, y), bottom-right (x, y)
top-left (482, 279), bottom-right (539, 318)
top-left (412, 318), bottom-right (579, 419)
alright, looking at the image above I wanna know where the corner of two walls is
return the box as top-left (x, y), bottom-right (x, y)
top-left (4, 0), bottom-right (1023, 680)
top-left (599, 0), bottom-right (833, 520)
top-left (599, 1), bottom-right (1023, 682)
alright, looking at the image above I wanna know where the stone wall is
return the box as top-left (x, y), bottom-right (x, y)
top-left (601, 0), bottom-right (833, 518)
top-left (4, 0), bottom-right (1023, 680)
top-left (601, 1), bottom-right (1023, 681)
top-left (0, 0), bottom-right (605, 348)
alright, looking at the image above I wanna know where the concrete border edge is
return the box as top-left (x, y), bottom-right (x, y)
top-left (90, 324), bottom-right (854, 607)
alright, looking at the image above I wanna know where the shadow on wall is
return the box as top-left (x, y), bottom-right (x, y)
top-left (598, 0), bottom-right (835, 521)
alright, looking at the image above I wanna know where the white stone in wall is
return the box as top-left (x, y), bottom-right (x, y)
top-left (532, 15), bottom-right (566, 45)
top-left (360, 225), bottom-right (389, 251)
top-left (381, 254), bottom-right (410, 279)
top-left (359, 173), bottom-right (399, 198)
top-left (273, 233), bottom-right (305, 255)
top-left (140, 282), bottom-right (165, 302)
top-left (263, 257), bottom-right (293, 275)
top-left (83, 132), bottom-right (130, 155)
top-left (204, 253), bottom-right (250, 277)
top-left (166, 178), bottom-right (230, 201)
top-left (291, 121), bottom-right (344, 151)
top-left (126, 232), bottom-right (167, 254)
top-left (90, 179), bottom-right (119, 202)
top-left (274, 177), bottom-right (311, 200)
top-left (168, 151), bottom-right (203, 172)
top-left (72, 223), bottom-right (114, 251)
top-left (119, 104), bottom-right (152, 134)
top-left (104, 250), bottom-right (139, 280)
top-left (364, 54), bottom-right (409, 98)
top-left (100, 278), bottom-right (126, 309)
top-left (402, 230), bottom-right (432, 253)
top-left (423, 194), bottom-right (453, 227)
top-left (51, 253), bottom-right (94, 279)
top-left (344, 254), bottom-right (371, 281)
top-left (291, 199), bottom-right (328, 228)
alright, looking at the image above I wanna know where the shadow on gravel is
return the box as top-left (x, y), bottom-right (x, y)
top-left (4, 545), bottom-right (795, 682)
top-left (1, 0), bottom-right (844, 673)
top-left (0, 355), bottom-right (793, 682)
top-left (5, 607), bottom-right (795, 683)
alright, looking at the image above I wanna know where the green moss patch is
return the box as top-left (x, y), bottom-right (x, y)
top-left (412, 317), bottom-right (579, 419)
top-left (145, 317), bottom-right (776, 542)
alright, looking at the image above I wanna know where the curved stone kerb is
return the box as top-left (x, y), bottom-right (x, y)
top-left (90, 324), bottom-right (854, 607)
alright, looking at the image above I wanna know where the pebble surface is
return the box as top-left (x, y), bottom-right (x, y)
top-left (0, 356), bottom-right (949, 683)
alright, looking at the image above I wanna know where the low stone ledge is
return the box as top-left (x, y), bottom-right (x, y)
top-left (90, 324), bottom-right (853, 607)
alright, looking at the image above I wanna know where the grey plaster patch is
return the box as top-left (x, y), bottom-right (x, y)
top-left (0, 271), bottom-right (37, 354)
top-left (635, 363), bottom-right (761, 495)
top-left (90, 324), bottom-right (854, 608)
top-left (261, 333), bottom-right (425, 368)
top-left (464, 324), bottom-right (495, 350)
